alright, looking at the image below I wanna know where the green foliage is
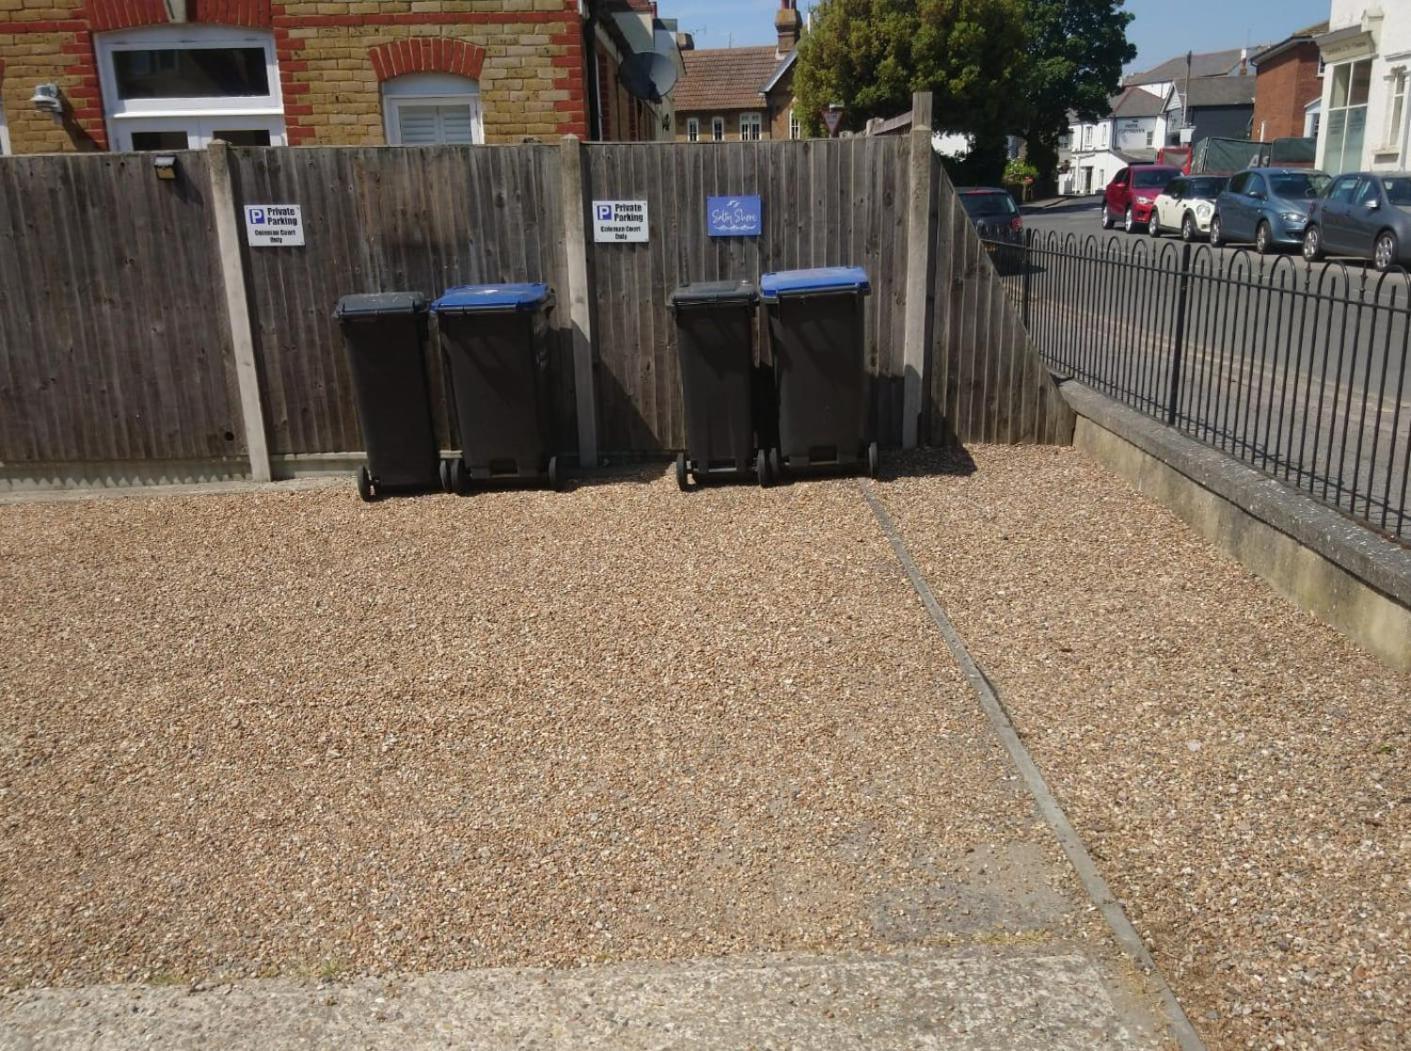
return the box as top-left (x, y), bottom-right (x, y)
top-left (1004, 158), bottom-right (1039, 183)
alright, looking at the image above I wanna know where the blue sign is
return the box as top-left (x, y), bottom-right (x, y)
top-left (707, 196), bottom-right (762, 237)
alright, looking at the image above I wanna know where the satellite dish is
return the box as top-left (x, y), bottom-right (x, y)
top-left (619, 51), bottom-right (678, 102)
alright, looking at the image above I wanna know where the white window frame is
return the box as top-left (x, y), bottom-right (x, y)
top-left (686, 117), bottom-right (699, 142)
top-left (1386, 67), bottom-right (1408, 150)
top-left (788, 107), bottom-right (800, 139)
top-left (711, 116), bottom-right (724, 142)
top-left (739, 112), bottom-right (761, 141)
top-left (381, 72), bottom-right (484, 145)
top-left (96, 24), bottom-right (285, 150)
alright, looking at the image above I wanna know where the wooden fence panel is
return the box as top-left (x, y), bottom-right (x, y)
top-left (584, 137), bottom-right (910, 454)
top-left (0, 152), bottom-right (242, 465)
top-left (227, 144), bottom-right (574, 458)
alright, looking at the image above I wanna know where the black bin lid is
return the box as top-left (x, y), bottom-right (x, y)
top-left (334, 292), bottom-right (428, 320)
top-left (669, 279), bottom-right (759, 310)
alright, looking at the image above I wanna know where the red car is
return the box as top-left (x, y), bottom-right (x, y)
top-left (1101, 165), bottom-right (1181, 233)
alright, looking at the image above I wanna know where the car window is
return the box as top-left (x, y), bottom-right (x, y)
top-left (1269, 172), bottom-right (1330, 198)
top-left (1327, 175), bottom-right (1359, 204)
top-left (959, 192), bottom-right (1018, 218)
top-left (1187, 176), bottom-right (1226, 198)
top-left (1112, 169), bottom-right (1129, 186)
top-left (1244, 174), bottom-right (1266, 196)
top-left (1383, 176), bottom-right (1411, 206)
top-left (1355, 178), bottom-right (1381, 206)
top-left (1132, 168), bottom-right (1175, 189)
top-left (1166, 178), bottom-right (1185, 197)
top-left (1228, 172), bottom-right (1248, 194)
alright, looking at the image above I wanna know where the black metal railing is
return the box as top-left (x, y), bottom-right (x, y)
top-left (983, 230), bottom-right (1411, 543)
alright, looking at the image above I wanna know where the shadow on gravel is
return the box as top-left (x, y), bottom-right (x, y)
top-left (877, 446), bottom-right (978, 483)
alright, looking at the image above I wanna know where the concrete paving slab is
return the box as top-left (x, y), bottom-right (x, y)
top-left (0, 949), bottom-right (1162, 1051)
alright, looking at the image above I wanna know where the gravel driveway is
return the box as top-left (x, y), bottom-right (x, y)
top-left (878, 445), bottom-right (1411, 1051)
top-left (0, 471), bottom-right (1120, 1000)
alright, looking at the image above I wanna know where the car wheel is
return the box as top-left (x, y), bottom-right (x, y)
top-left (1209, 215), bottom-right (1223, 248)
top-left (1374, 230), bottom-right (1398, 272)
top-left (1100, 207), bottom-right (1113, 230)
top-left (1255, 221), bottom-right (1272, 255)
top-left (1150, 212), bottom-right (1162, 238)
top-left (1303, 225), bottom-right (1323, 262)
top-left (1182, 214), bottom-right (1196, 242)
top-left (1124, 206), bottom-right (1136, 233)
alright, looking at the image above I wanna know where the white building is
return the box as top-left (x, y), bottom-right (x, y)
top-left (1061, 86), bottom-right (1168, 194)
top-left (1315, 2), bottom-right (1411, 173)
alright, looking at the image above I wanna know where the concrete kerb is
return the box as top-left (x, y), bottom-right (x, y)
top-left (1058, 381), bottom-right (1411, 672)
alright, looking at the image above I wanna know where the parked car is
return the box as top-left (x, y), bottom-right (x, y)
top-left (956, 187), bottom-right (1023, 241)
top-left (1303, 171), bottom-right (1411, 271)
top-left (1210, 168), bottom-right (1330, 253)
top-left (1149, 175), bottom-right (1228, 241)
top-left (1100, 165), bottom-right (1181, 233)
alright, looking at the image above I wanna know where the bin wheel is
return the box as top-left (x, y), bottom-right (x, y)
top-left (356, 465), bottom-right (375, 503)
top-left (438, 458), bottom-right (452, 494)
top-left (867, 441), bottom-right (880, 479)
top-left (547, 455), bottom-right (561, 492)
top-left (769, 447), bottom-right (781, 481)
top-left (449, 458), bottom-right (469, 495)
top-left (675, 453), bottom-right (690, 492)
top-left (756, 448), bottom-right (771, 488)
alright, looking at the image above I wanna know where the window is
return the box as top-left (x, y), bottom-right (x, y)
top-left (382, 73), bottom-right (482, 145)
top-left (711, 116), bottom-right (724, 142)
top-left (789, 108), bottom-right (800, 140)
top-left (1387, 69), bottom-right (1407, 149)
top-left (1228, 172), bottom-right (1248, 194)
top-left (1324, 58), bottom-right (1372, 174)
top-left (739, 112), bottom-right (761, 141)
top-left (686, 117), bottom-right (699, 143)
top-left (1145, 129), bottom-right (1153, 147)
top-left (1243, 174), bottom-right (1266, 198)
top-left (1382, 176), bottom-right (1411, 206)
top-left (1355, 176), bottom-right (1380, 207)
top-left (1327, 174), bottom-right (1359, 204)
top-left (97, 24), bottom-right (285, 150)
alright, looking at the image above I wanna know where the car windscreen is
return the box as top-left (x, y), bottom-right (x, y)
top-left (1186, 177), bottom-right (1226, 198)
top-left (1270, 173), bottom-right (1330, 199)
top-left (1381, 177), bottom-right (1411, 206)
top-left (1132, 169), bottom-right (1176, 188)
top-left (959, 193), bottom-right (1018, 217)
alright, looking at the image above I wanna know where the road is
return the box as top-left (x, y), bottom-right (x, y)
top-left (1001, 199), bottom-right (1411, 540)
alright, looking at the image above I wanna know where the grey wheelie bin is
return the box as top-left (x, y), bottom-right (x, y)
top-left (431, 283), bottom-right (561, 492)
top-left (760, 266), bottom-right (878, 479)
top-left (334, 291), bottom-right (441, 502)
top-left (669, 279), bottom-right (771, 490)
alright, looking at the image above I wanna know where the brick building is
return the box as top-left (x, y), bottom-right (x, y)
top-left (1251, 22), bottom-right (1327, 143)
top-left (0, 0), bottom-right (680, 154)
top-left (672, 0), bottom-right (800, 143)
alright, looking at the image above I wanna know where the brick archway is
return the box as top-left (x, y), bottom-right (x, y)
top-left (86, 0), bottom-right (273, 32)
top-left (368, 39), bottom-right (487, 83)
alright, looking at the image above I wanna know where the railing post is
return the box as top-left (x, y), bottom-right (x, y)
top-left (1021, 228), bottom-right (1033, 329)
top-left (1166, 242), bottom-right (1192, 426)
top-left (901, 90), bottom-right (935, 449)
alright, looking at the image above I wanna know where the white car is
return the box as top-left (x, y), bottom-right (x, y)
top-left (1148, 175), bottom-right (1229, 241)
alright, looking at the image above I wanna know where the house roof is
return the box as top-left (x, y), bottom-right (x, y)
top-left (761, 49), bottom-right (796, 94)
top-left (1252, 21), bottom-right (1329, 65)
top-left (1183, 76), bottom-right (1257, 108)
top-left (1125, 46), bottom-right (1264, 86)
top-left (1111, 87), bottom-right (1166, 118)
top-left (674, 46), bottom-right (781, 110)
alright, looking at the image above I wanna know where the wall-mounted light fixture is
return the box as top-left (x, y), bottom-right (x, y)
top-left (29, 84), bottom-right (63, 124)
top-left (152, 155), bottom-right (178, 181)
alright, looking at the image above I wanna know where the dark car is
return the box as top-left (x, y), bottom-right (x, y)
top-left (1101, 165), bottom-right (1180, 233)
top-left (1210, 168), bottom-right (1330, 253)
top-left (956, 187), bottom-right (1023, 241)
top-left (1304, 171), bottom-right (1411, 271)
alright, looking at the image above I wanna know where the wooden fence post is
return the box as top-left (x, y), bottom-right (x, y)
top-left (206, 141), bottom-right (272, 483)
top-left (559, 135), bottom-right (599, 468)
top-left (901, 91), bottom-right (935, 449)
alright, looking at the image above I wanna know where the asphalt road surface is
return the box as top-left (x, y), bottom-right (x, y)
top-left (1006, 198), bottom-right (1411, 540)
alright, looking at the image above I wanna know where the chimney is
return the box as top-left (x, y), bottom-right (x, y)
top-left (1239, 47), bottom-right (1248, 76)
top-left (775, 0), bottom-right (802, 57)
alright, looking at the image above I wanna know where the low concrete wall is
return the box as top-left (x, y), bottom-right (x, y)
top-left (1061, 382), bottom-right (1411, 673)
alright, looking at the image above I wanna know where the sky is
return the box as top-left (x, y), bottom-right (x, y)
top-left (675, 0), bottom-right (1333, 71)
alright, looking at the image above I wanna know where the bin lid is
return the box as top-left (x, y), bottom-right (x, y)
top-left (334, 292), bottom-right (428, 319)
top-left (760, 267), bottom-right (871, 300)
top-left (668, 279), bottom-right (758, 309)
top-left (431, 283), bottom-right (553, 313)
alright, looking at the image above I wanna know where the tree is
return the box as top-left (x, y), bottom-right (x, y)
top-left (1019, 0), bottom-right (1136, 192)
top-left (792, 0), bottom-right (1029, 182)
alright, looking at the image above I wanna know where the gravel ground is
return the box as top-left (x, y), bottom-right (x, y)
top-left (0, 470), bottom-right (1113, 994)
top-left (877, 446), bottom-right (1411, 1051)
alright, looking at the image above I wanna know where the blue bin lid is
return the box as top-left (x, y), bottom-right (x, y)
top-left (760, 266), bottom-right (870, 299)
top-left (431, 282), bottom-right (552, 313)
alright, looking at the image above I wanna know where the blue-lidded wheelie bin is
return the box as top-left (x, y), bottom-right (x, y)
top-left (760, 266), bottom-right (877, 479)
top-left (334, 291), bottom-right (441, 502)
top-left (669, 279), bottom-right (771, 490)
top-left (431, 283), bottom-right (561, 492)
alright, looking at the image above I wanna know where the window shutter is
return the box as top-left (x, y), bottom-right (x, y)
top-left (397, 104), bottom-right (443, 146)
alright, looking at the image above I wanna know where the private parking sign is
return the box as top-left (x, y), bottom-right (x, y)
top-left (244, 204), bottom-right (305, 247)
top-left (592, 200), bottom-right (649, 243)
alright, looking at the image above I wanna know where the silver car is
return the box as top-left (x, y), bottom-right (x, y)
top-left (1304, 171), bottom-right (1411, 271)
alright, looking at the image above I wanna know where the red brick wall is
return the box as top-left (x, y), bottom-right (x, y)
top-left (1252, 43), bottom-right (1322, 142)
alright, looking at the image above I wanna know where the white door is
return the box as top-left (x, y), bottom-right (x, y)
top-left (114, 115), bottom-right (285, 150)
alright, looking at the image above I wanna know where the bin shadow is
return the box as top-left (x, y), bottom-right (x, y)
top-left (874, 444), bottom-right (978, 482)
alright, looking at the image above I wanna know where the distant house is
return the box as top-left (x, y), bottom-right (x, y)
top-left (1313, 1), bottom-right (1410, 174)
top-left (1251, 22), bottom-right (1328, 142)
top-left (672, 0), bottom-right (802, 142)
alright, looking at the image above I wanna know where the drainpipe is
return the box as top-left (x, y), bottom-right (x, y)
top-left (584, 7), bottom-right (603, 141)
